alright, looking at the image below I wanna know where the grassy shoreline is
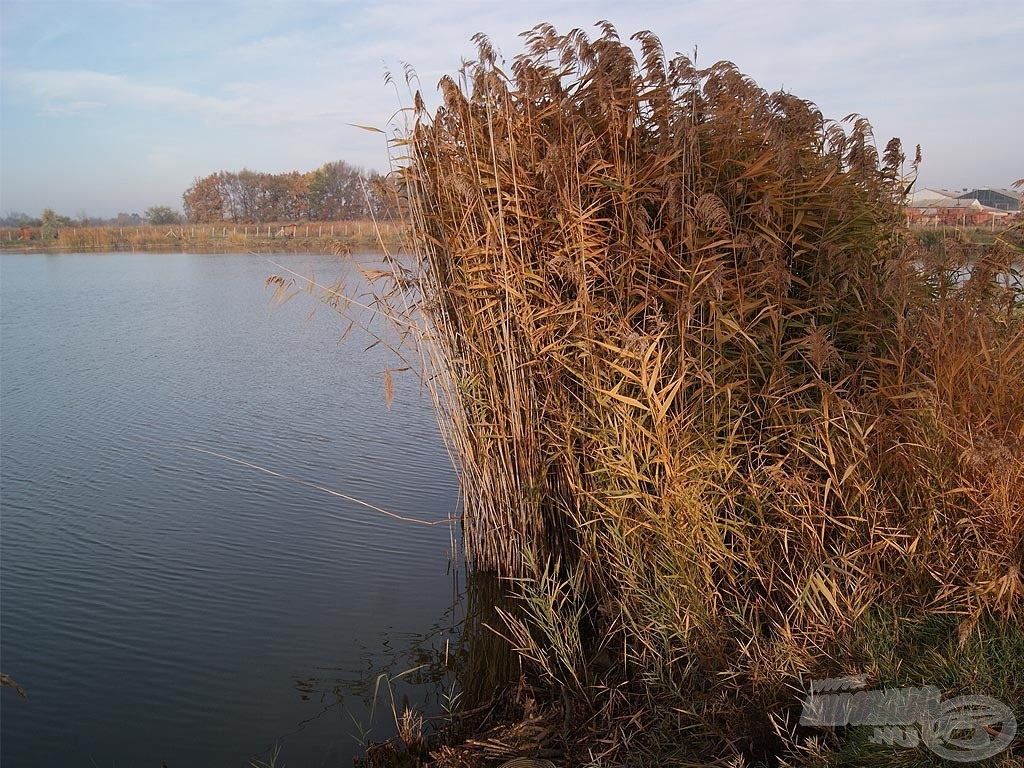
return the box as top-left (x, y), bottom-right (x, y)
top-left (0, 219), bottom-right (404, 254)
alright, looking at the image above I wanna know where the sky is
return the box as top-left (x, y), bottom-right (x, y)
top-left (1, 0), bottom-right (1021, 218)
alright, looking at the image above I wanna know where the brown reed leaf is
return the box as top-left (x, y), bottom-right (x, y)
top-left (341, 21), bottom-right (1024, 765)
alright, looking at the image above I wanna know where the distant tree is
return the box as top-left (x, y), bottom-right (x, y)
top-left (284, 171), bottom-right (311, 220)
top-left (40, 208), bottom-right (58, 239)
top-left (145, 205), bottom-right (182, 226)
top-left (224, 169), bottom-right (259, 223)
top-left (182, 162), bottom-right (391, 223)
top-left (307, 161), bottom-right (367, 220)
top-left (255, 171), bottom-right (308, 221)
top-left (183, 174), bottom-right (226, 223)
top-left (114, 212), bottom-right (144, 226)
top-left (0, 212), bottom-right (39, 227)
top-left (194, 169), bottom-right (309, 223)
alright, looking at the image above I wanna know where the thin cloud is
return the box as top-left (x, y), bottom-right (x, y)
top-left (9, 69), bottom-right (239, 117)
top-left (230, 34), bottom-right (309, 58)
top-left (7, 68), bottom-right (362, 128)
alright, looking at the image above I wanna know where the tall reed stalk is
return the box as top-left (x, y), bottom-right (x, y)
top-left (361, 24), bottom-right (1021, 764)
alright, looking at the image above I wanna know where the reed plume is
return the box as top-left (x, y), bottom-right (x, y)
top-left (365, 23), bottom-right (1022, 764)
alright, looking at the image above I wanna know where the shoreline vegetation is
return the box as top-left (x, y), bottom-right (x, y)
top-left (0, 219), bottom-right (404, 255)
top-left (312, 23), bottom-right (1023, 768)
top-left (1, 220), bottom-right (1016, 259)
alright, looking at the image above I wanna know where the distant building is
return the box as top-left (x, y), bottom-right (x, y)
top-left (908, 188), bottom-right (959, 207)
top-left (955, 188), bottom-right (1021, 212)
top-left (909, 188), bottom-right (954, 205)
top-left (906, 185), bottom-right (1020, 225)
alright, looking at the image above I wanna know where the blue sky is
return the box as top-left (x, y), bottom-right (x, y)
top-left (2, 0), bottom-right (1021, 218)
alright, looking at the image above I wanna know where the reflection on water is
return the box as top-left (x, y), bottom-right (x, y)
top-left (244, 570), bottom-right (520, 767)
top-left (448, 572), bottom-right (521, 714)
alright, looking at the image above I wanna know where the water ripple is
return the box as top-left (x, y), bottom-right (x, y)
top-left (1, 252), bottom-right (460, 768)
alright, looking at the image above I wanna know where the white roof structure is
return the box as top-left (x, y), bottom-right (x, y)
top-left (908, 187), bottom-right (959, 208)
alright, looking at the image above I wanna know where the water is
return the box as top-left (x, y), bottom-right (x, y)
top-left (0, 252), bottom-right (461, 767)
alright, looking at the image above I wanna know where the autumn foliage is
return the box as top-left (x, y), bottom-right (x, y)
top-left (182, 161), bottom-right (395, 223)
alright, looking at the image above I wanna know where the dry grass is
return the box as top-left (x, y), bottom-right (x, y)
top-left (0, 219), bottom-right (404, 253)
top-left (325, 23), bottom-right (1022, 766)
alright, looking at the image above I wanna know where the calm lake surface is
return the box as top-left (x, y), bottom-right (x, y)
top-left (0, 252), bottom-right (461, 767)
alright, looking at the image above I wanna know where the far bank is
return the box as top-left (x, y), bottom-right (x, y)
top-left (0, 219), bottom-right (404, 255)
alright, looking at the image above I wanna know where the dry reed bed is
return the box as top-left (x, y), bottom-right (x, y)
top-left (0, 220), bottom-right (404, 253)
top-left (358, 23), bottom-right (1021, 765)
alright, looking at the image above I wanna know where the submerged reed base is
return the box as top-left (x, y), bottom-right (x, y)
top-left (351, 22), bottom-right (1022, 767)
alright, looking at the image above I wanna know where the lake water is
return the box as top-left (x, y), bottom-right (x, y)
top-left (0, 252), bottom-right (461, 767)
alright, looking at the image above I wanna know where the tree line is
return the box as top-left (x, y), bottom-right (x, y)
top-left (182, 161), bottom-right (396, 223)
top-left (2, 160), bottom-right (398, 229)
top-left (0, 206), bottom-right (181, 228)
